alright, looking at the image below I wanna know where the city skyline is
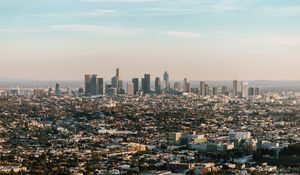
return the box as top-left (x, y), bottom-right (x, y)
top-left (1, 0), bottom-right (300, 80)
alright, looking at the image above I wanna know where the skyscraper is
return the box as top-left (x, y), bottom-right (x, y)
top-left (98, 78), bottom-right (104, 95)
top-left (183, 78), bottom-right (190, 93)
top-left (116, 68), bottom-right (119, 77)
top-left (200, 81), bottom-right (206, 96)
top-left (132, 78), bottom-right (139, 95)
top-left (111, 68), bottom-right (122, 94)
top-left (248, 87), bottom-right (254, 96)
top-left (142, 74), bottom-right (151, 95)
top-left (127, 83), bottom-right (134, 96)
top-left (233, 80), bottom-right (242, 97)
top-left (163, 71), bottom-right (170, 90)
top-left (155, 77), bottom-right (162, 95)
top-left (55, 83), bottom-right (61, 96)
top-left (205, 84), bottom-right (209, 96)
top-left (91, 74), bottom-right (99, 96)
top-left (221, 86), bottom-right (229, 96)
top-left (213, 87), bottom-right (218, 96)
top-left (111, 76), bottom-right (118, 89)
top-left (241, 82), bottom-right (249, 98)
top-left (174, 82), bottom-right (181, 91)
top-left (85, 74), bottom-right (91, 96)
top-left (255, 87), bottom-right (261, 96)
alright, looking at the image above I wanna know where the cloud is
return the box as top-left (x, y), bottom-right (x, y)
top-left (77, 9), bottom-right (116, 16)
top-left (81, 0), bottom-right (160, 3)
top-left (212, 30), bottom-right (229, 35)
top-left (0, 28), bottom-right (44, 33)
top-left (164, 31), bottom-right (204, 38)
top-left (50, 24), bottom-right (140, 35)
top-left (241, 36), bottom-right (300, 46)
top-left (269, 37), bottom-right (300, 46)
top-left (260, 6), bottom-right (300, 16)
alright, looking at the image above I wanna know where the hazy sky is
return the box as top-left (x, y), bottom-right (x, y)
top-left (1, 0), bottom-right (300, 81)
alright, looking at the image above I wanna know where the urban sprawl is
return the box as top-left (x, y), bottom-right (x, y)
top-left (0, 69), bottom-right (300, 175)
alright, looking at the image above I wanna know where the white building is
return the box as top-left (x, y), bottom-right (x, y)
top-left (241, 82), bottom-right (249, 98)
top-left (229, 131), bottom-right (251, 140)
top-left (127, 83), bottom-right (134, 96)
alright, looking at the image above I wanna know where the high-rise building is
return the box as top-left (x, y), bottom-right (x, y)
top-left (163, 71), bottom-right (170, 90)
top-left (191, 88), bottom-right (199, 94)
top-left (116, 68), bottom-right (120, 77)
top-left (174, 82), bottom-right (181, 91)
top-left (183, 78), bottom-right (190, 92)
top-left (127, 83), bottom-right (134, 96)
top-left (105, 84), bottom-right (111, 95)
top-left (108, 88), bottom-right (117, 96)
top-left (91, 74), bottom-right (99, 96)
top-left (118, 80), bottom-right (124, 94)
top-left (78, 88), bottom-right (84, 95)
top-left (205, 84), bottom-right (210, 96)
top-left (55, 83), bottom-right (61, 96)
top-left (213, 87), bottom-right (218, 96)
top-left (255, 87), bottom-right (261, 96)
top-left (241, 82), bottom-right (249, 98)
top-left (85, 74), bottom-right (92, 96)
top-left (111, 68), bottom-right (122, 94)
top-left (233, 80), bottom-right (242, 97)
top-left (221, 86), bottom-right (229, 95)
top-left (111, 76), bottom-right (118, 89)
top-left (142, 74), bottom-right (151, 95)
top-left (248, 87), bottom-right (254, 96)
top-left (200, 81), bottom-right (206, 96)
top-left (155, 77), bottom-right (162, 95)
top-left (132, 78), bottom-right (139, 95)
top-left (167, 132), bottom-right (182, 145)
top-left (98, 78), bottom-right (104, 95)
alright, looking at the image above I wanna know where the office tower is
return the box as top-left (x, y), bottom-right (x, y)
top-left (205, 84), bottom-right (209, 96)
top-left (105, 84), bottom-right (112, 95)
top-left (132, 78), bottom-right (139, 95)
top-left (91, 74), bottom-right (99, 96)
top-left (163, 71), bottom-right (170, 90)
top-left (142, 74), bottom-right (151, 95)
top-left (118, 80), bottom-right (123, 94)
top-left (174, 82), bottom-right (181, 91)
top-left (116, 68), bottom-right (120, 77)
top-left (111, 68), bottom-right (122, 94)
top-left (248, 87), bottom-right (254, 96)
top-left (255, 87), bottom-right (261, 96)
top-left (233, 80), bottom-right (242, 97)
top-left (98, 78), bottom-right (104, 95)
top-left (221, 86), bottom-right (229, 95)
top-left (241, 82), bottom-right (249, 98)
top-left (85, 74), bottom-right (91, 96)
top-left (155, 77), bottom-right (162, 95)
top-left (213, 87), bottom-right (218, 96)
top-left (141, 78), bottom-right (145, 95)
top-left (78, 88), bottom-right (84, 94)
top-left (167, 132), bottom-right (182, 145)
top-left (111, 76), bottom-right (118, 89)
top-left (200, 81), bottom-right (206, 96)
top-left (55, 83), bottom-right (61, 96)
top-left (186, 82), bottom-right (191, 92)
top-left (183, 78), bottom-right (190, 92)
top-left (127, 83), bottom-right (134, 96)
top-left (191, 88), bottom-right (199, 94)
top-left (108, 88), bottom-right (117, 96)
